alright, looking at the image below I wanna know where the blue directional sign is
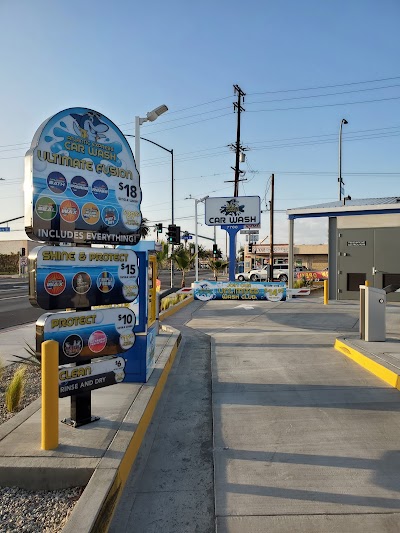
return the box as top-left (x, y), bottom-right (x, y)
top-left (0, 227), bottom-right (10, 232)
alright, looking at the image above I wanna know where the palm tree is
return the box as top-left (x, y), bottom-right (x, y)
top-left (138, 217), bottom-right (150, 239)
top-left (156, 241), bottom-right (170, 269)
top-left (172, 246), bottom-right (195, 288)
top-left (208, 258), bottom-right (229, 281)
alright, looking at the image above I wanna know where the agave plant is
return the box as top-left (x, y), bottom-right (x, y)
top-left (9, 342), bottom-right (41, 368)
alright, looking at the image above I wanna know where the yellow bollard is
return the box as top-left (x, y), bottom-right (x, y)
top-left (365, 280), bottom-right (369, 287)
top-left (41, 340), bottom-right (59, 450)
top-left (324, 279), bottom-right (328, 305)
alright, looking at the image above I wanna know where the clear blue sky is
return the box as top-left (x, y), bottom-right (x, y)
top-left (1, 0), bottom-right (400, 251)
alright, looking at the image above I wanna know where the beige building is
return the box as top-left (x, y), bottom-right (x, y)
top-left (245, 243), bottom-right (328, 271)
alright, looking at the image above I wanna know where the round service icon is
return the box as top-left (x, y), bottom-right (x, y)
top-left (70, 176), bottom-right (89, 197)
top-left (72, 272), bottom-right (92, 294)
top-left (47, 172), bottom-right (67, 194)
top-left (92, 179), bottom-right (109, 200)
top-left (97, 271), bottom-right (115, 293)
top-left (60, 199), bottom-right (80, 223)
top-left (81, 202), bottom-right (100, 225)
top-left (102, 206), bottom-right (119, 226)
top-left (44, 272), bottom-right (66, 296)
top-left (62, 334), bottom-right (83, 358)
top-left (88, 330), bottom-right (107, 353)
top-left (35, 197), bottom-right (57, 221)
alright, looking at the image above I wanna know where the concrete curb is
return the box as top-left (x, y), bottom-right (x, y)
top-left (159, 295), bottom-right (194, 321)
top-left (334, 338), bottom-right (400, 389)
top-left (62, 325), bottom-right (182, 533)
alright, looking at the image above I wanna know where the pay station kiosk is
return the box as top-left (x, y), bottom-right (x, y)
top-left (359, 284), bottom-right (400, 342)
top-left (122, 241), bottom-right (158, 382)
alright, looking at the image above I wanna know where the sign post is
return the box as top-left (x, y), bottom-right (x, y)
top-left (205, 196), bottom-right (261, 281)
top-left (221, 224), bottom-right (244, 281)
top-left (25, 107), bottom-right (142, 428)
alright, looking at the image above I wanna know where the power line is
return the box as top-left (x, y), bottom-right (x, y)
top-left (247, 75), bottom-right (400, 96)
top-left (247, 95), bottom-right (400, 114)
top-left (246, 83), bottom-right (400, 106)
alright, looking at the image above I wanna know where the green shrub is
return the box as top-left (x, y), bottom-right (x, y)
top-left (5, 366), bottom-right (26, 413)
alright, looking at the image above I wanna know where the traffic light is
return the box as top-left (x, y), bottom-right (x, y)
top-left (20, 247), bottom-right (26, 256)
top-left (156, 223), bottom-right (163, 233)
top-left (213, 244), bottom-right (218, 256)
top-left (166, 224), bottom-right (181, 245)
top-left (248, 243), bottom-right (253, 253)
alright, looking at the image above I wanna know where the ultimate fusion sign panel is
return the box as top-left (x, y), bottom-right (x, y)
top-left (24, 107), bottom-right (142, 245)
top-left (204, 196), bottom-right (260, 226)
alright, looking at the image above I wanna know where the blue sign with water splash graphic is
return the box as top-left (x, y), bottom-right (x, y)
top-left (24, 107), bottom-right (142, 245)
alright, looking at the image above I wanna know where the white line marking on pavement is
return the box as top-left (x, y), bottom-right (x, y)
top-left (0, 295), bottom-right (27, 301)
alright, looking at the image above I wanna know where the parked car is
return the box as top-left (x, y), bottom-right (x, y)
top-left (236, 264), bottom-right (290, 283)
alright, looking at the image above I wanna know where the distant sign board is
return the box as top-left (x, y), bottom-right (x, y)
top-left (0, 227), bottom-right (10, 232)
top-left (240, 229), bottom-right (259, 235)
top-left (192, 281), bottom-right (285, 301)
top-left (36, 308), bottom-right (135, 365)
top-left (205, 196), bottom-right (260, 226)
top-left (29, 245), bottom-right (139, 309)
top-left (59, 357), bottom-right (125, 397)
top-left (24, 107), bottom-right (142, 245)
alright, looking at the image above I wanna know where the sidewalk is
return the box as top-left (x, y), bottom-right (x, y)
top-left (0, 323), bottom-right (35, 367)
top-left (111, 296), bottom-right (400, 533)
top-left (2, 297), bottom-right (400, 532)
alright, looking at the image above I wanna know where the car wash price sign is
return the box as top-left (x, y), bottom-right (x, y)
top-left (36, 308), bottom-right (135, 365)
top-left (59, 357), bottom-right (126, 398)
top-left (29, 245), bottom-right (139, 309)
top-left (24, 107), bottom-right (142, 245)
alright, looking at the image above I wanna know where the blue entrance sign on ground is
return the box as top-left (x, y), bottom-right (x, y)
top-left (192, 281), bottom-right (286, 301)
top-left (24, 107), bottom-right (142, 245)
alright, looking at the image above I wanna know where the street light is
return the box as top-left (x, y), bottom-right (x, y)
top-left (134, 105), bottom-right (168, 172)
top-left (186, 195), bottom-right (209, 282)
top-left (338, 118), bottom-right (348, 201)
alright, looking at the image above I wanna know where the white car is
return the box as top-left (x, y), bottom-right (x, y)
top-left (236, 264), bottom-right (290, 283)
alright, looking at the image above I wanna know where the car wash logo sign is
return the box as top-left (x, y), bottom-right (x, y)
top-left (204, 196), bottom-right (260, 226)
top-left (24, 107), bottom-right (142, 245)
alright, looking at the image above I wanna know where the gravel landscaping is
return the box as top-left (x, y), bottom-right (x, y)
top-left (0, 364), bottom-right (83, 532)
top-left (0, 363), bottom-right (41, 425)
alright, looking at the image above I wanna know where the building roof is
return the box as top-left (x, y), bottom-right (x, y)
top-left (287, 197), bottom-right (400, 219)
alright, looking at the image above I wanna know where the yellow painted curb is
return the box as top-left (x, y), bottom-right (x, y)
top-left (89, 333), bottom-right (182, 533)
top-left (334, 338), bottom-right (400, 390)
top-left (160, 295), bottom-right (194, 321)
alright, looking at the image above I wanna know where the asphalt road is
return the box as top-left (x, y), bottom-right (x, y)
top-left (0, 278), bottom-right (44, 330)
top-left (0, 269), bottom-right (216, 330)
top-left (158, 268), bottom-right (215, 290)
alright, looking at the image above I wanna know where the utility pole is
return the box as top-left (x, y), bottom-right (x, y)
top-left (233, 84), bottom-right (245, 197)
top-left (269, 173), bottom-right (274, 281)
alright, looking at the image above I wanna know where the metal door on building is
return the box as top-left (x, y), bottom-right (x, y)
top-left (337, 228), bottom-right (400, 301)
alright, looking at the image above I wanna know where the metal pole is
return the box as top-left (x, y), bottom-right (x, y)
top-left (170, 149), bottom-right (174, 288)
top-left (338, 119), bottom-right (347, 201)
top-left (338, 122), bottom-right (343, 201)
top-left (269, 173), bottom-right (274, 281)
top-left (195, 200), bottom-right (199, 281)
top-left (135, 116), bottom-right (140, 174)
top-left (288, 218), bottom-right (294, 289)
